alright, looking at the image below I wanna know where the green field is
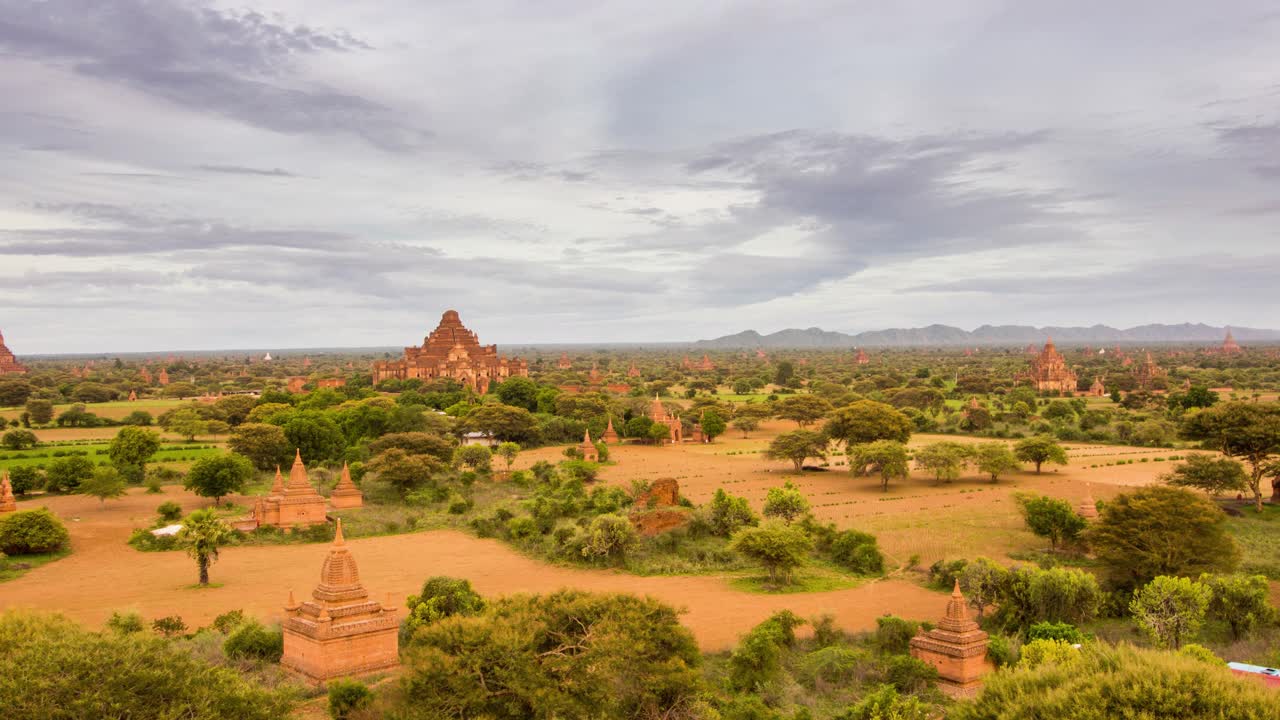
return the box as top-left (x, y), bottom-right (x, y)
top-left (0, 442), bottom-right (225, 472)
top-left (1226, 503), bottom-right (1280, 579)
top-left (0, 398), bottom-right (191, 422)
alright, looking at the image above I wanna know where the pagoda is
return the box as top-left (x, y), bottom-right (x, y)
top-left (1222, 329), bottom-right (1243, 354)
top-left (557, 352), bottom-right (572, 370)
top-left (649, 395), bottom-right (683, 444)
top-left (909, 581), bottom-right (992, 698)
top-left (697, 353), bottom-right (715, 371)
top-left (1077, 485), bottom-right (1099, 520)
top-left (250, 451), bottom-right (328, 529)
top-left (627, 363), bottom-right (641, 378)
top-left (158, 368), bottom-right (170, 386)
top-left (579, 429), bottom-right (599, 462)
top-left (0, 472), bottom-right (17, 513)
top-left (855, 348), bottom-right (870, 365)
top-left (1133, 351), bottom-right (1167, 390)
top-left (0, 330), bottom-right (29, 375)
top-left (281, 519), bottom-right (399, 682)
top-left (328, 462), bottom-right (363, 509)
top-left (601, 416), bottom-right (620, 444)
top-left (1021, 338), bottom-right (1078, 393)
top-left (371, 310), bottom-right (528, 393)
top-left (1088, 376), bottom-right (1106, 397)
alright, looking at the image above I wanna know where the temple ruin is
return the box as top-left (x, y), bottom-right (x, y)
top-left (1021, 338), bottom-right (1078, 393)
top-left (371, 310), bottom-right (528, 393)
top-left (0, 472), bottom-right (16, 513)
top-left (328, 463), bottom-right (364, 509)
top-left (0, 330), bottom-right (29, 375)
top-left (909, 581), bottom-right (992, 698)
top-left (649, 394), bottom-right (683, 444)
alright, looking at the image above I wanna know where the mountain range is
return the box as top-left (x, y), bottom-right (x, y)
top-left (693, 323), bottom-right (1280, 349)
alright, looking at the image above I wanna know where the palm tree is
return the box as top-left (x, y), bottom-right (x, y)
top-left (177, 508), bottom-right (233, 585)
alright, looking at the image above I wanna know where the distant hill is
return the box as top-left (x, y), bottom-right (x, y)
top-left (694, 323), bottom-right (1280, 349)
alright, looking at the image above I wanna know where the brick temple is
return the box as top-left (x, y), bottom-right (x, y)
top-left (910, 581), bottom-right (992, 698)
top-left (328, 463), bottom-right (363, 509)
top-left (1222, 329), bottom-right (1243, 354)
top-left (0, 330), bottom-right (28, 375)
top-left (281, 519), bottom-right (399, 683)
top-left (649, 394), bottom-right (683, 444)
top-left (245, 451), bottom-right (329, 530)
top-left (371, 310), bottom-right (528, 393)
top-left (0, 472), bottom-right (16, 513)
top-left (1021, 338), bottom-right (1077, 393)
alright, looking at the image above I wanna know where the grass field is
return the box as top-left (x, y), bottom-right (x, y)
top-left (0, 398), bottom-right (190, 422)
top-left (0, 442), bottom-right (225, 472)
top-left (1226, 503), bottom-right (1280, 578)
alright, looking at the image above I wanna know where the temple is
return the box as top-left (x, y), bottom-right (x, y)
top-left (627, 363), bottom-right (641, 378)
top-left (1021, 338), bottom-right (1078, 393)
top-left (601, 416), bottom-right (620, 444)
top-left (579, 429), bottom-right (599, 462)
top-left (0, 330), bottom-right (29, 375)
top-left (1089, 376), bottom-right (1106, 397)
top-left (371, 310), bottom-right (528, 393)
top-left (1077, 485), bottom-right (1099, 520)
top-left (649, 395), bottom-right (683, 444)
top-left (557, 352), bottom-right (572, 370)
top-left (909, 580), bottom-right (992, 698)
top-left (1222, 329), bottom-right (1243, 354)
top-left (328, 463), bottom-right (364, 509)
top-left (244, 451), bottom-right (329, 530)
top-left (281, 519), bottom-right (399, 683)
top-left (855, 349), bottom-right (870, 365)
top-left (1133, 351), bottom-right (1167, 389)
top-left (0, 472), bottom-right (16, 513)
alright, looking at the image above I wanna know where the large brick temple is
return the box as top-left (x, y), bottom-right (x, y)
top-left (0, 330), bottom-right (28, 376)
top-left (371, 310), bottom-right (527, 393)
top-left (1020, 338), bottom-right (1077, 393)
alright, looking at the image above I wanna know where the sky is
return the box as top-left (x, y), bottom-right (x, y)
top-left (1, 0), bottom-right (1279, 353)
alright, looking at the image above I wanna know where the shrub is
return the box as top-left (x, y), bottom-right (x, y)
top-left (0, 508), bottom-right (70, 555)
top-left (106, 611), bottom-right (145, 635)
top-left (729, 611), bottom-right (806, 691)
top-left (829, 529), bottom-right (885, 575)
top-left (156, 501), bottom-right (183, 522)
top-left (579, 514), bottom-right (638, 563)
top-left (874, 616), bottom-right (919, 654)
top-left (223, 621), bottom-right (283, 662)
top-left (928, 558), bottom-right (968, 590)
top-left (151, 615), bottom-right (188, 638)
top-left (878, 654), bottom-right (937, 692)
top-left (328, 678), bottom-right (373, 720)
top-left (1026, 621), bottom-right (1083, 644)
top-left (211, 610), bottom-right (245, 634)
top-left (838, 683), bottom-right (929, 720)
top-left (986, 634), bottom-right (1019, 668)
top-left (404, 576), bottom-right (486, 637)
top-left (1178, 643), bottom-right (1225, 666)
top-left (1018, 638), bottom-right (1080, 668)
top-left (708, 488), bottom-right (758, 537)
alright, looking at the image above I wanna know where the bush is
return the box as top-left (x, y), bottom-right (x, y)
top-left (986, 634), bottom-right (1019, 668)
top-left (874, 616), bottom-right (919, 654)
top-left (211, 610), bottom-right (245, 634)
top-left (1026, 621), bottom-right (1083, 644)
top-left (708, 488), bottom-right (758, 537)
top-left (328, 678), bottom-right (373, 720)
top-left (156, 501), bottom-right (183, 522)
top-left (106, 611), bottom-right (145, 635)
top-left (928, 558), bottom-right (968, 589)
top-left (829, 529), bottom-right (885, 575)
top-left (878, 654), bottom-right (937, 692)
top-left (222, 621), bottom-right (283, 662)
top-left (151, 615), bottom-right (187, 638)
top-left (0, 508), bottom-right (70, 555)
top-left (579, 513), bottom-right (638, 563)
top-left (838, 683), bottom-right (929, 720)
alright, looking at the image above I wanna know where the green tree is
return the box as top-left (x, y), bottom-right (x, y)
top-left (699, 409), bottom-right (727, 441)
top-left (774, 394), bottom-right (834, 427)
top-left (183, 454), bottom-right (253, 507)
top-left (1181, 401), bottom-right (1280, 511)
top-left (0, 612), bottom-right (292, 720)
top-left (107, 426), bottom-right (161, 484)
top-left (1199, 573), bottom-right (1277, 641)
top-left (495, 442), bottom-right (521, 472)
top-left (165, 407), bottom-right (209, 442)
top-left (762, 481), bottom-right (810, 523)
top-left (707, 488), bottom-right (759, 537)
top-left (282, 415), bottom-right (346, 463)
top-left (0, 379), bottom-right (34, 406)
top-left (823, 400), bottom-right (913, 447)
top-left (1084, 486), bottom-right (1239, 589)
top-left (327, 679), bottom-right (373, 720)
top-left (839, 683), bottom-right (929, 720)
top-left (44, 455), bottom-right (94, 493)
top-left (452, 444), bottom-right (492, 473)
top-left (226, 423), bottom-right (292, 471)
top-left (0, 508), bottom-right (70, 555)
top-left (914, 441), bottom-right (973, 483)
top-left (1013, 436), bottom-right (1068, 474)
top-left (1014, 493), bottom-right (1085, 551)
top-left (177, 508), bottom-right (233, 586)
top-left (7, 466), bottom-right (41, 496)
top-left (1130, 576), bottom-right (1211, 649)
top-left (848, 440), bottom-right (911, 491)
top-left (730, 404), bottom-right (772, 438)
top-left (730, 521), bottom-right (814, 587)
top-left (579, 513), bottom-right (638, 563)
top-left (24, 398), bottom-right (53, 425)
top-left (366, 448), bottom-right (445, 498)
top-left (462, 404), bottom-right (541, 443)
top-left (1161, 454), bottom-right (1249, 496)
top-left (993, 566), bottom-right (1102, 631)
top-left (959, 557), bottom-right (1009, 620)
top-left (80, 467), bottom-right (127, 507)
top-left (493, 376), bottom-right (540, 411)
top-left (404, 576), bottom-right (487, 635)
top-left (764, 429), bottom-right (828, 472)
top-left (367, 431), bottom-right (456, 464)
top-left (1, 428), bottom-right (37, 450)
top-left (973, 442), bottom-right (1021, 482)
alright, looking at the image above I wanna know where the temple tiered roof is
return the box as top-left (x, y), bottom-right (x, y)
top-left (0, 330), bottom-right (29, 376)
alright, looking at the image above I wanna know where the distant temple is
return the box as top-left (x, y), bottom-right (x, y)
top-left (697, 353), bottom-right (715, 371)
top-left (602, 416), bottom-right (620, 444)
top-left (328, 463), bottom-right (363, 510)
top-left (649, 395), bottom-right (683, 444)
top-left (242, 451), bottom-right (329, 530)
top-left (627, 363), bottom-right (641, 378)
top-left (855, 348), bottom-right (870, 365)
top-left (0, 472), bottom-right (16, 513)
top-left (1077, 485), bottom-right (1099, 520)
top-left (281, 519), bottom-right (399, 682)
top-left (1021, 338), bottom-right (1078, 393)
top-left (1222, 329), bottom-right (1243, 354)
top-left (1134, 351), bottom-right (1167, 389)
top-left (0, 330), bottom-right (29, 375)
top-left (371, 310), bottom-right (528, 393)
top-left (579, 430), bottom-right (599, 462)
top-left (557, 352), bottom-right (572, 370)
top-left (1089, 376), bottom-right (1106, 397)
top-left (910, 581), bottom-right (992, 698)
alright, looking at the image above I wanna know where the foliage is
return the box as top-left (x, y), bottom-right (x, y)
top-left (365, 448), bottom-right (445, 499)
top-left (775, 395), bottom-right (834, 427)
top-left (222, 620), bottom-right (283, 661)
top-left (836, 683), bottom-right (929, 720)
top-left (1199, 572), bottom-right (1276, 641)
top-left (107, 426), bottom-right (161, 482)
top-left (328, 678), bottom-right (373, 720)
top-left (959, 557), bottom-right (1008, 619)
top-left (165, 407), bottom-right (210, 442)
top-left (211, 610), bottom-right (245, 634)
top-left (157, 500), bottom-right (184, 522)
top-left (1, 428), bottom-right (37, 450)
top-left (972, 442), bottom-right (1020, 482)
top-left (462, 404), bottom-right (541, 443)
top-left (80, 466), bottom-right (127, 505)
top-left (1181, 400), bottom-right (1280, 511)
top-left (151, 615), bottom-right (188, 638)
top-left (452, 444), bottom-right (492, 472)
top-left (823, 400), bottom-right (913, 447)
top-left (848, 440), bottom-right (910, 491)
top-left (1084, 486), bottom-right (1240, 589)
top-left (405, 576), bottom-right (487, 636)
top-left (993, 565), bottom-right (1103, 632)
top-left (1130, 576), bottom-right (1212, 649)
top-left (730, 521), bottom-right (814, 586)
top-left (106, 611), bottom-right (145, 635)
top-left (184, 454), bottom-right (254, 506)
top-left (177, 508), bottom-right (233, 586)
top-left (765, 429), bottom-right (829, 472)
top-left (1178, 643), bottom-right (1224, 666)
top-left (1162, 454), bottom-right (1250, 496)
top-left (227, 423), bottom-right (292, 471)
top-left (829, 529), bottom-right (885, 575)
top-left (708, 488), bottom-right (759, 537)
top-left (1017, 638), bottom-right (1079, 669)
top-left (392, 590), bottom-right (704, 720)
top-left (495, 441), bottom-right (521, 471)
top-left (1026, 621), bottom-right (1083, 644)
top-left (0, 612), bottom-right (292, 720)
top-left (0, 508), bottom-right (70, 555)
top-left (43, 455), bottom-right (94, 493)
top-left (1013, 436), bottom-right (1068, 474)
top-left (728, 610), bottom-right (805, 691)
top-left (873, 616), bottom-right (920, 654)
top-left (914, 441), bottom-right (972, 483)
top-left (700, 409), bottom-right (727, 441)
top-left (1016, 495), bottom-right (1085, 552)
top-left (762, 481), bottom-right (810, 523)
top-left (579, 513), bottom-right (639, 563)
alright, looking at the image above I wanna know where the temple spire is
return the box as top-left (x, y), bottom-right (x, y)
top-left (333, 518), bottom-right (345, 546)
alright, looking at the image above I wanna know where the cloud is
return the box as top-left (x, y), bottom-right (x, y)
top-left (197, 164), bottom-right (296, 177)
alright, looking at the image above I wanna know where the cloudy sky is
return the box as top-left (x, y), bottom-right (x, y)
top-left (1, 1), bottom-right (1278, 353)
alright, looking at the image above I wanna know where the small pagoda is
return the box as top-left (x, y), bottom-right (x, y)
top-left (0, 472), bottom-right (17, 513)
top-left (649, 395), bottom-right (683, 444)
top-left (251, 451), bottom-right (328, 529)
top-left (601, 416), bottom-right (620, 445)
top-left (909, 581), bottom-right (992, 698)
top-left (579, 429), bottom-right (599, 462)
top-left (281, 519), bottom-right (399, 683)
top-left (1077, 485), bottom-right (1099, 520)
top-left (328, 463), bottom-right (363, 509)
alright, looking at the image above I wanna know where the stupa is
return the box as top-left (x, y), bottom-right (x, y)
top-left (579, 429), bottom-right (599, 462)
top-left (281, 519), bottom-right (400, 682)
top-left (0, 330), bottom-right (28, 376)
top-left (1134, 351), bottom-right (1167, 389)
top-left (649, 394), bottom-right (683, 444)
top-left (909, 580), bottom-right (992, 698)
top-left (371, 310), bottom-right (528, 393)
top-left (1222, 329), bottom-right (1242, 354)
top-left (1089, 376), bottom-right (1106, 397)
top-left (627, 363), bottom-right (641, 378)
top-left (250, 451), bottom-right (328, 528)
top-left (855, 348), bottom-right (870, 365)
top-left (0, 472), bottom-right (17, 513)
top-left (1077, 485), bottom-right (1099, 520)
top-left (558, 352), bottom-right (572, 369)
top-left (328, 463), bottom-right (363, 509)
top-left (601, 416), bottom-right (620, 444)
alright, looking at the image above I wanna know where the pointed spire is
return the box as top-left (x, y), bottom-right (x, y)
top-left (333, 518), bottom-right (345, 546)
top-left (285, 588), bottom-right (299, 611)
top-left (269, 465), bottom-right (284, 496)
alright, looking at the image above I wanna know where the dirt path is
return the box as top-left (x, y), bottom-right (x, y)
top-left (0, 488), bottom-right (947, 651)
